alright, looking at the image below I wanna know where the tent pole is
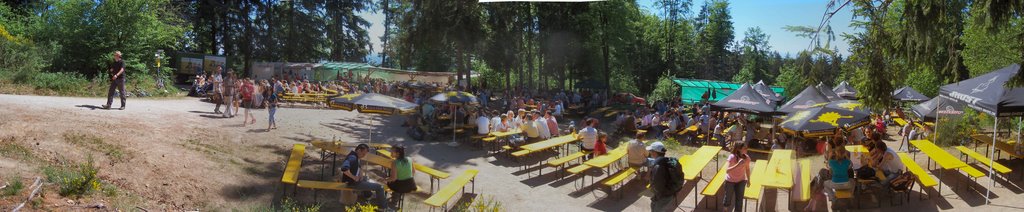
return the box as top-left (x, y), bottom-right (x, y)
top-left (932, 99), bottom-right (941, 152)
top-left (986, 118), bottom-right (998, 205)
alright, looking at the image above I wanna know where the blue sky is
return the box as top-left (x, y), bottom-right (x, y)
top-left (356, 0), bottom-right (859, 62)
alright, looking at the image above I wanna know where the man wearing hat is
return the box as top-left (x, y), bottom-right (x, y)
top-left (647, 141), bottom-right (680, 212)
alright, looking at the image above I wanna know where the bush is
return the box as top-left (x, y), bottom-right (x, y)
top-left (647, 73), bottom-right (678, 102)
top-left (43, 158), bottom-right (100, 197)
top-left (2, 178), bottom-right (24, 196)
top-left (453, 195), bottom-right (503, 212)
top-left (30, 72), bottom-right (90, 95)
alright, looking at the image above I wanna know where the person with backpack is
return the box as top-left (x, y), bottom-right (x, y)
top-left (647, 142), bottom-right (683, 212)
top-left (723, 142), bottom-right (750, 212)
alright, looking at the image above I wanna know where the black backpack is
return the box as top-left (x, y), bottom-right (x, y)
top-left (659, 157), bottom-right (685, 194)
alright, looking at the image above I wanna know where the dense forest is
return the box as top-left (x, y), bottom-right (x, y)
top-left (1, 0), bottom-right (1022, 108)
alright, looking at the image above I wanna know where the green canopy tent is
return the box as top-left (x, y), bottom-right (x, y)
top-left (673, 78), bottom-right (785, 104)
top-left (314, 62), bottom-right (377, 82)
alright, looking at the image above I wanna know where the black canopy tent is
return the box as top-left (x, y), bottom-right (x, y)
top-left (817, 82), bottom-right (843, 101)
top-left (779, 86), bottom-right (832, 114)
top-left (833, 81), bottom-right (858, 100)
top-left (937, 64), bottom-right (1024, 204)
top-left (712, 83), bottom-right (781, 115)
top-left (892, 86), bottom-right (930, 102)
top-left (753, 80), bottom-right (784, 103)
top-left (911, 96), bottom-right (966, 122)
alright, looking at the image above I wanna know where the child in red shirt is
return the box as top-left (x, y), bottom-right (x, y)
top-left (594, 132), bottom-right (609, 156)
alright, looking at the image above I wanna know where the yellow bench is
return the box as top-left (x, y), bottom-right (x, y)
top-left (799, 159), bottom-right (811, 202)
top-left (898, 152), bottom-right (937, 201)
top-left (956, 146), bottom-right (1013, 174)
top-left (744, 160), bottom-right (767, 200)
top-left (960, 165), bottom-right (985, 178)
top-left (601, 167), bottom-right (637, 198)
top-left (700, 163), bottom-right (730, 209)
top-left (424, 169), bottom-right (480, 210)
top-left (281, 144), bottom-right (305, 196)
top-left (547, 151), bottom-right (590, 178)
top-left (295, 180), bottom-right (357, 203)
top-left (511, 149), bottom-right (531, 157)
top-left (743, 160), bottom-right (767, 211)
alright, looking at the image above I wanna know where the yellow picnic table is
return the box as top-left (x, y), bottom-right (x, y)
top-left (682, 145), bottom-right (723, 206)
top-left (971, 134), bottom-right (1023, 159)
top-left (762, 150), bottom-right (794, 189)
top-left (677, 125), bottom-right (699, 135)
top-left (489, 129), bottom-right (523, 138)
top-left (893, 117), bottom-right (908, 126)
top-left (520, 135), bottom-right (579, 152)
top-left (845, 145), bottom-right (868, 153)
top-left (584, 146), bottom-right (629, 169)
top-left (910, 139), bottom-right (968, 196)
top-left (683, 146), bottom-right (723, 180)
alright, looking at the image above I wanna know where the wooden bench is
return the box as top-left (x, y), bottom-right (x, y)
top-left (898, 152), bottom-right (937, 201)
top-left (281, 144), bottom-right (305, 196)
top-left (800, 159), bottom-right (812, 200)
top-left (601, 167), bottom-right (638, 198)
top-left (547, 151), bottom-right (590, 179)
top-left (295, 180), bottom-right (356, 203)
top-left (700, 163), bottom-right (731, 209)
top-left (956, 146), bottom-right (1012, 174)
top-left (424, 169), bottom-right (480, 211)
top-left (744, 160), bottom-right (767, 211)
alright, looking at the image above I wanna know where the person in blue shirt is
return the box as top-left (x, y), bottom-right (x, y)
top-left (824, 145), bottom-right (853, 203)
top-left (340, 144), bottom-right (388, 209)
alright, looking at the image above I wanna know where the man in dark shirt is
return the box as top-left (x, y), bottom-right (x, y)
top-left (340, 144), bottom-right (387, 208)
top-left (103, 51), bottom-right (126, 110)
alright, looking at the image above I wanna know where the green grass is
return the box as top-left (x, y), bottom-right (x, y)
top-left (2, 178), bottom-right (24, 196)
top-left (244, 198), bottom-right (322, 212)
top-left (63, 132), bottom-right (131, 163)
top-left (42, 157), bottom-right (100, 197)
top-left (0, 140), bottom-right (36, 161)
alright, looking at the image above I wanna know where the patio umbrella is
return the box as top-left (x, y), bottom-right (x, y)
top-left (938, 63), bottom-right (1024, 204)
top-left (328, 93), bottom-right (418, 145)
top-left (833, 81), bottom-right (858, 100)
top-left (910, 96), bottom-right (965, 122)
top-left (892, 86), bottom-right (930, 102)
top-left (780, 100), bottom-right (871, 138)
top-left (753, 80), bottom-right (783, 103)
top-left (431, 91), bottom-right (479, 146)
top-left (817, 82), bottom-right (843, 101)
top-left (329, 93), bottom-right (418, 115)
top-left (430, 91), bottom-right (479, 106)
top-left (779, 86), bottom-right (832, 114)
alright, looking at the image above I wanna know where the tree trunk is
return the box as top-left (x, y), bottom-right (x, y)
top-left (602, 10), bottom-right (611, 96)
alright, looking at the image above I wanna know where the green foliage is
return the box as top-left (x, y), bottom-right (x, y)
top-left (935, 108), bottom-right (986, 146)
top-left (343, 202), bottom-right (375, 212)
top-left (962, 7), bottom-right (1023, 77)
top-left (903, 65), bottom-right (940, 97)
top-left (0, 140), bottom-right (35, 161)
top-left (247, 198), bottom-right (322, 212)
top-left (30, 72), bottom-right (90, 95)
top-left (648, 73), bottom-right (678, 102)
top-left (774, 64), bottom-right (803, 98)
top-left (43, 158), bottom-right (100, 197)
top-left (694, 0), bottom-right (735, 81)
top-left (453, 195), bottom-right (504, 212)
top-left (2, 178), bottom-right (24, 196)
top-left (28, 0), bottom-right (185, 77)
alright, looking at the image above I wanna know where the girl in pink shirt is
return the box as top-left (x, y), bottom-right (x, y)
top-left (723, 142), bottom-right (750, 211)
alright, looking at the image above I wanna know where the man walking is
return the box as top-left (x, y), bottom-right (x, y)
top-left (103, 51), bottom-right (127, 110)
top-left (212, 66), bottom-right (224, 114)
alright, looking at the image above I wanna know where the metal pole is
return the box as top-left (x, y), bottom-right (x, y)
top-left (985, 118), bottom-right (999, 204)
